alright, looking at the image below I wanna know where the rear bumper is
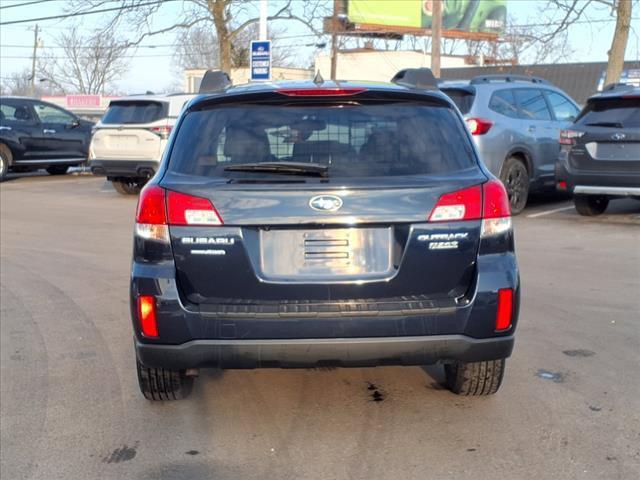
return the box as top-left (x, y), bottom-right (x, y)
top-left (90, 159), bottom-right (158, 178)
top-left (555, 155), bottom-right (640, 195)
top-left (135, 334), bottom-right (515, 369)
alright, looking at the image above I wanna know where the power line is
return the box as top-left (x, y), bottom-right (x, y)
top-left (0, 0), bottom-right (52, 10)
top-left (0, 0), bottom-right (163, 25)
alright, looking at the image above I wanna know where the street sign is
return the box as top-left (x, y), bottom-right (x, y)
top-left (250, 40), bottom-right (271, 81)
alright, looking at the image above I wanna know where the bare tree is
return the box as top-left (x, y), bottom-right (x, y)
top-left (0, 69), bottom-right (62, 97)
top-left (38, 26), bottom-right (130, 94)
top-left (534, 0), bottom-right (635, 83)
top-left (71, 0), bottom-right (329, 73)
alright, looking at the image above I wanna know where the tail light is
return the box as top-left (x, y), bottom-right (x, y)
top-left (495, 288), bottom-right (514, 331)
top-left (167, 190), bottom-right (223, 226)
top-left (137, 295), bottom-right (159, 337)
top-left (429, 180), bottom-right (511, 237)
top-left (559, 129), bottom-right (584, 146)
top-left (149, 125), bottom-right (172, 139)
top-left (135, 185), bottom-right (223, 242)
top-left (278, 88), bottom-right (367, 96)
top-left (466, 118), bottom-right (493, 135)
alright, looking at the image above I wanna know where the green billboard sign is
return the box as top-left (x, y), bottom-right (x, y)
top-left (347, 0), bottom-right (506, 34)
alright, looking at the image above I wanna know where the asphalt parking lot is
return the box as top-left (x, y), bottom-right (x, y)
top-left (1, 174), bottom-right (639, 480)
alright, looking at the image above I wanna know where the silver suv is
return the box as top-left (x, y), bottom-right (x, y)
top-left (441, 76), bottom-right (580, 214)
top-left (89, 93), bottom-right (194, 194)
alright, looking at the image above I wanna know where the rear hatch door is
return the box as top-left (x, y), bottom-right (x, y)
top-left (91, 100), bottom-right (168, 160)
top-left (161, 95), bottom-right (487, 304)
top-left (570, 96), bottom-right (640, 174)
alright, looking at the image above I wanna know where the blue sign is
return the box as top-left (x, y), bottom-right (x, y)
top-left (251, 41), bottom-right (271, 81)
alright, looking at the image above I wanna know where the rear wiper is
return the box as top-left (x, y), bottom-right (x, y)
top-left (585, 121), bottom-right (624, 128)
top-left (224, 161), bottom-right (328, 177)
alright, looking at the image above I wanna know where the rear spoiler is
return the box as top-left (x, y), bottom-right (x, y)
top-left (199, 70), bottom-right (231, 94)
top-left (391, 68), bottom-right (438, 90)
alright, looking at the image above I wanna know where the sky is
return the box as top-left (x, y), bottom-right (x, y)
top-left (1, 0), bottom-right (639, 94)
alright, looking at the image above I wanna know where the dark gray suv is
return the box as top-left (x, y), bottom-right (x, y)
top-left (130, 69), bottom-right (520, 401)
top-left (441, 76), bottom-right (580, 214)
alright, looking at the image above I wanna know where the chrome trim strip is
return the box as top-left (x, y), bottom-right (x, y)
top-left (574, 185), bottom-right (640, 196)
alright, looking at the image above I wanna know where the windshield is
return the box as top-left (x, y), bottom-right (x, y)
top-left (102, 101), bottom-right (168, 125)
top-left (167, 103), bottom-right (475, 178)
top-left (576, 98), bottom-right (640, 128)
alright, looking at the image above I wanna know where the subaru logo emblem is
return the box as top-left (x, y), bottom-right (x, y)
top-left (309, 195), bottom-right (343, 212)
top-left (611, 133), bottom-right (626, 141)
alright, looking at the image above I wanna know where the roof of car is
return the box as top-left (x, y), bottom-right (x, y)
top-left (112, 93), bottom-right (195, 103)
top-left (588, 85), bottom-right (640, 101)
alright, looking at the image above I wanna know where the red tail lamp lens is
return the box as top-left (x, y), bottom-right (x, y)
top-left (429, 185), bottom-right (482, 221)
top-left (138, 295), bottom-right (158, 337)
top-left (496, 288), bottom-right (513, 331)
top-left (278, 88), bottom-right (367, 96)
top-left (482, 180), bottom-right (511, 218)
top-left (167, 190), bottom-right (223, 226)
top-left (136, 185), bottom-right (167, 224)
top-left (466, 118), bottom-right (493, 135)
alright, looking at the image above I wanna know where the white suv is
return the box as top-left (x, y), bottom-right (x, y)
top-left (89, 93), bottom-right (194, 194)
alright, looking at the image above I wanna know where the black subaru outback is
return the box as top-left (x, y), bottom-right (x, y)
top-left (131, 69), bottom-right (520, 400)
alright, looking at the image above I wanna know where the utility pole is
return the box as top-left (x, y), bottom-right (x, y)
top-left (30, 24), bottom-right (39, 97)
top-left (330, 0), bottom-right (339, 80)
top-left (259, 0), bottom-right (268, 41)
top-left (431, 0), bottom-right (442, 78)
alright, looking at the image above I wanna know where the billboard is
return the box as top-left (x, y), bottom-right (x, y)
top-left (346, 0), bottom-right (506, 34)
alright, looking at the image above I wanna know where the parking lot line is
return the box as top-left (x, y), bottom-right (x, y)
top-left (526, 205), bottom-right (575, 218)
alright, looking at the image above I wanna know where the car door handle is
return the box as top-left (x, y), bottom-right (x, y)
top-left (527, 125), bottom-right (536, 133)
top-left (0, 126), bottom-right (11, 131)
top-left (43, 129), bottom-right (56, 134)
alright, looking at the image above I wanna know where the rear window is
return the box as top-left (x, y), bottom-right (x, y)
top-left (101, 101), bottom-right (168, 124)
top-left (441, 89), bottom-right (475, 114)
top-left (167, 103), bottom-right (476, 178)
top-left (576, 98), bottom-right (640, 128)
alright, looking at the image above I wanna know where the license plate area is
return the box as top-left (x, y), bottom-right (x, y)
top-left (259, 228), bottom-right (394, 282)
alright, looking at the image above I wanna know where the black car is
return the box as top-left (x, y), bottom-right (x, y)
top-left (0, 97), bottom-right (93, 180)
top-left (556, 85), bottom-right (640, 215)
top-left (131, 69), bottom-right (520, 401)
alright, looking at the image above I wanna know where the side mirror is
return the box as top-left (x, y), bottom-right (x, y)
top-left (67, 118), bottom-right (81, 129)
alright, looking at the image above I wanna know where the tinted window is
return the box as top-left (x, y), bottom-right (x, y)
top-left (489, 89), bottom-right (519, 118)
top-left (514, 89), bottom-right (552, 120)
top-left (545, 91), bottom-right (579, 122)
top-left (576, 98), bottom-right (640, 128)
top-left (33, 103), bottom-right (75, 124)
top-left (168, 103), bottom-right (475, 178)
top-left (441, 88), bottom-right (475, 114)
top-left (102, 101), bottom-right (167, 124)
top-left (0, 101), bottom-right (35, 123)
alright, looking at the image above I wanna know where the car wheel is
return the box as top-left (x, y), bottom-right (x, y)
top-left (500, 157), bottom-right (530, 215)
top-left (0, 144), bottom-right (12, 181)
top-left (112, 180), bottom-right (143, 195)
top-left (46, 165), bottom-right (70, 175)
top-left (444, 359), bottom-right (505, 396)
top-left (136, 359), bottom-right (193, 401)
top-left (574, 194), bottom-right (609, 216)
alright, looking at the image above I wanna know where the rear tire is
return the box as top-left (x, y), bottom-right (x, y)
top-left (444, 359), bottom-right (505, 396)
top-left (574, 194), bottom-right (609, 216)
top-left (136, 359), bottom-right (193, 401)
top-left (112, 179), bottom-right (142, 195)
top-left (46, 165), bottom-right (69, 175)
top-left (500, 157), bottom-right (530, 215)
top-left (0, 144), bottom-right (12, 181)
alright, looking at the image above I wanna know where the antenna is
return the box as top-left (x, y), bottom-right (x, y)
top-left (313, 70), bottom-right (325, 86)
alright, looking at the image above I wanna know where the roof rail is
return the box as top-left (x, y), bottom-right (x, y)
top-left (199, 70), bottom-right (231, 94)
top-left (601, 82), bottom-right (634, 92)
top-left (391, 68), bottom-right (438, 89)
top-left (470, 74), bottom-right (550, 85)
